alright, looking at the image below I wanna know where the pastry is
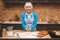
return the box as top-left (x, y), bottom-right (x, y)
top-left (38, 30), bottom-right (48, 37)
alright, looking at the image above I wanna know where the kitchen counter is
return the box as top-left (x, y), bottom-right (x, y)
top-left (1, 22), bottom-right (47, 24)
top-left (1, 21), bottom-right (60, 31)
top-left (2, 30), bottom-right (51, 39)
top-left (1, 30), bottom-right (60, 40)
top-left (1, 22), bottom-right (60, 24)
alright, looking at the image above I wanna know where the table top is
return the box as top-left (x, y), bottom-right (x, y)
top-left (2, 30), bottom-right (51, 39)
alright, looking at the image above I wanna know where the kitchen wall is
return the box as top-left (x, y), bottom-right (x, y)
top-left (0, 0), bottom-right (60, 22)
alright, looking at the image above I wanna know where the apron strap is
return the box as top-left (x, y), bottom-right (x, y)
top-left (25, 14), bottom-right (33, 18)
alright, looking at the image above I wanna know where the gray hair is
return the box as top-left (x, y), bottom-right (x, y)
top-left (24, 2), bottom-right (33, 9)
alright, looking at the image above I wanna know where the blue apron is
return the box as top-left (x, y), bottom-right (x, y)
top-left (24, 13), bottom-right (36, 30)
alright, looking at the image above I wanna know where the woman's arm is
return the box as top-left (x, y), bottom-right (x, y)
top-left (21, 12), bottom-right (26, 30)
top-left (30, 12), bottom-right (38, 30)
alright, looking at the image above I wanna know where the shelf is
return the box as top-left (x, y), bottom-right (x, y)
top-left (47, 0), bottom-right (60, 3)
top-left (3, 0), bottom-right (60, 4)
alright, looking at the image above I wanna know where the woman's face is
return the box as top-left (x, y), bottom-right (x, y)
top-left (25, 6), bottom-right (32, 14)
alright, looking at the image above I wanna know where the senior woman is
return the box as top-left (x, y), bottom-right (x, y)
top-left (21, 2), bottom-right (38, 31)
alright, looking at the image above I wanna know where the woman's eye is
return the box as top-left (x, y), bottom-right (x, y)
top-left (26, 7), bottom-right (28, 8)
top-left (28, 6), bottom-right (31, 8)
top-left (26, 6), bottom-right (31, 8)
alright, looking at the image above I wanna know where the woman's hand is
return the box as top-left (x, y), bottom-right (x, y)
top-left (26, 27), bottom-right (30, 31)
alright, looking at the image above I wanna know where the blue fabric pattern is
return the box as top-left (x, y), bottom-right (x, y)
top-left (21, 11), bottom-right (38, 30)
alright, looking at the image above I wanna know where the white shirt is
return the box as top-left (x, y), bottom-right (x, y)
top-left (26, 12), bottom-right (32, 19)
top-left (26, 12), bottom-right (33, 30)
